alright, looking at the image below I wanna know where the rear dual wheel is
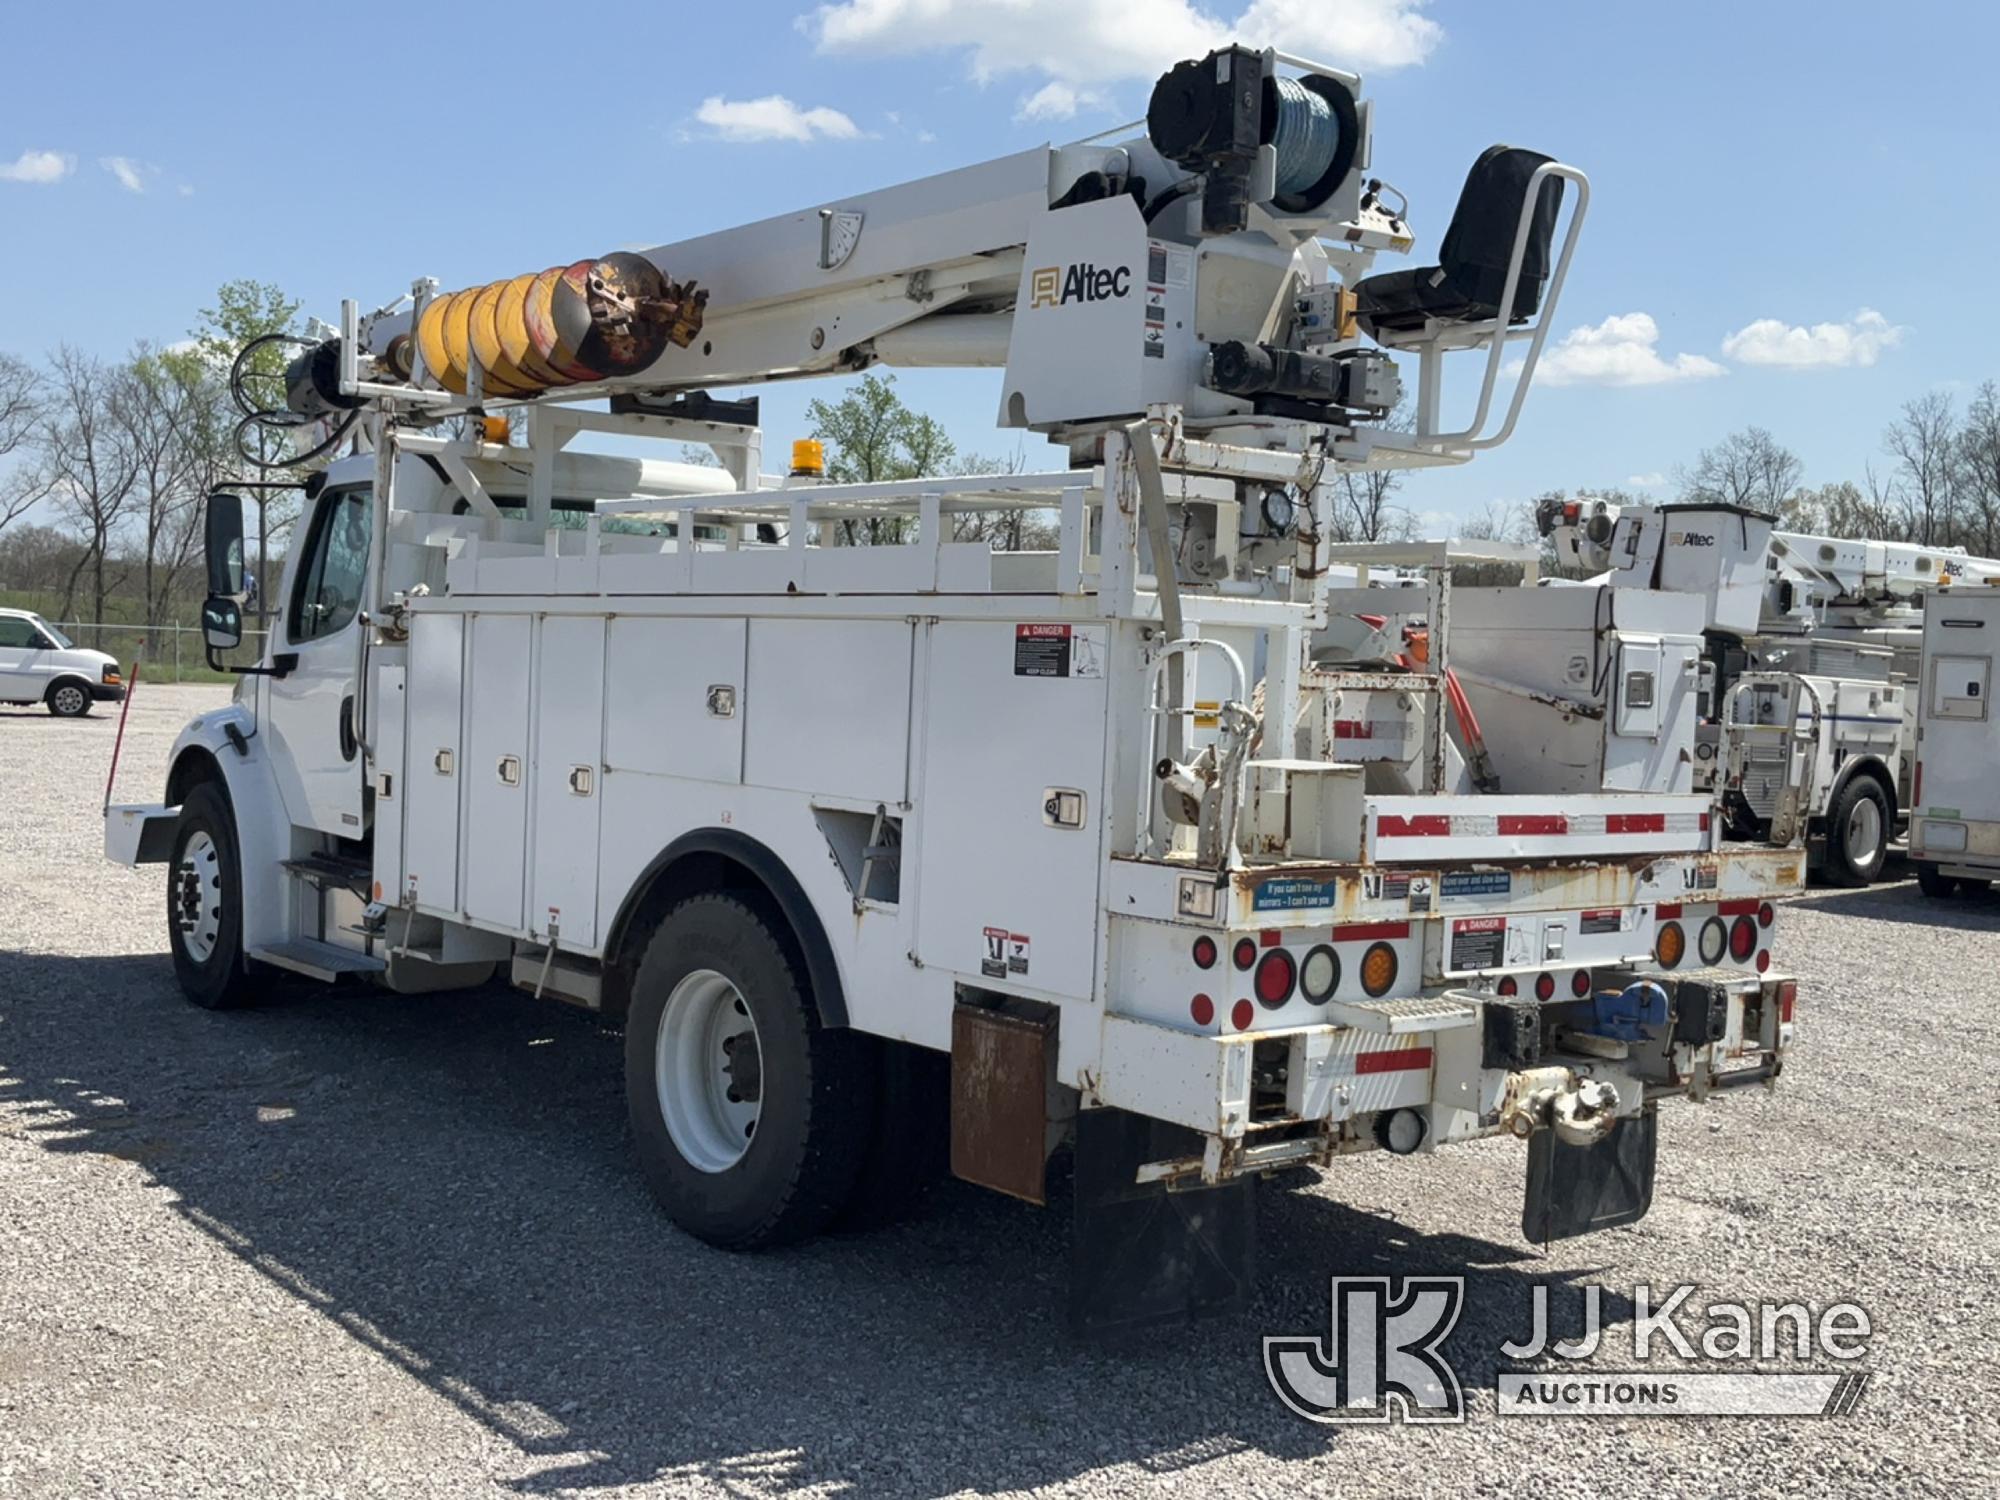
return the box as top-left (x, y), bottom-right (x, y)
top-left (625, 894), bottom-right (878, 1249)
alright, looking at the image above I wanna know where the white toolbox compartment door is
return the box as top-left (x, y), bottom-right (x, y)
top-left (531, 615), bottom-right (606, 947)
top-left (915, 620), bottom-right (1109, 1001)
top-left (462, 613), bottom-right (533, 930)
top-left (403, 614), bottom-right (464, 912)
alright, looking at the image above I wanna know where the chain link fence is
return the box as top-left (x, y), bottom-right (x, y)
top-left (48, 621), bottom-right (272, 685)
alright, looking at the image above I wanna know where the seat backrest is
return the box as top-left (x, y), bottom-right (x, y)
top-left (1437, 145), bottom-right (1563, 319)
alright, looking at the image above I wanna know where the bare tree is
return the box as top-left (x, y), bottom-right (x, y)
top-left (38, 347), bottom-right (139, 625)
top-left (1954, 381), bottom-right (2000, 557)
top-left (1881, 391), bottom-right (1959, 546)
top-left (1679, 426), bottom-right (1805, 521)
top-left (115, 346), bottom-right (228, 645)
top-left (0, 351), bottom-right (52, 534)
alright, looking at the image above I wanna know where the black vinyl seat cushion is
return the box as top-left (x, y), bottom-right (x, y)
top-left (1354, 145), bottom-right (1563, 337)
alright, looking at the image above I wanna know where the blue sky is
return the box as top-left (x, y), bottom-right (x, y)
top-left (2, 0), bottom-right (1993, 529)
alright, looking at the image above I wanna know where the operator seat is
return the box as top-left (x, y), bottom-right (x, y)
top-left (1353, 145), bottom-right (1563, 338)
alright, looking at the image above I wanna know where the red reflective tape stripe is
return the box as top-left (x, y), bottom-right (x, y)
top-left (1378, 815), bottom-right (1451, 837)
top-left (1356, 1047), bottom-right (1433, 1075)
top-left (1499, 814), bottom-right (1568, 836)
top-left (1333, 921), bottom-right (1410, 943)
top-left (1606, 813), bottom-right (1667, 833)
top-left (1655, 903), bottom-right (1683, 918)
top-left (1259, 928), bottom-right (1284, 947)
top-left (1699, 812), bottom-right (1712, 832)
top-left (1717, 898), bottom-right (1759, 916)
top-left (1332, 719), bottom-right (1375, 739)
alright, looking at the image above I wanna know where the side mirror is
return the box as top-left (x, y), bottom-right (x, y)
top-left (205, 492), bottom-right (248, 600)
top-left (201, 595), bottom-right (243, 652)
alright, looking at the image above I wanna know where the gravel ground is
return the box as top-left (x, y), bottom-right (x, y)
top-left (3, 682), bottom-right (1998, 1498)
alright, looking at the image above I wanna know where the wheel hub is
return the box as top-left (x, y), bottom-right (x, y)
top-left (173, 831), bottom-right (223, 963)
top-left (655, 969), bottom-right (764, 1173)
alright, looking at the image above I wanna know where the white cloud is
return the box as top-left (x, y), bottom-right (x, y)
top-left (1626, 471), bottom-right (1667, 488)
top-left (100, 155), bottom-right (145, 193)
top-left (1720, 308), bottom-right (1904, 370)
top-left (0, 148), bottom-right (75, 184)
top-left (808, 0), bottom-right (1440, 102)
top-left (1017, 81), bottom-right (1109, 121)
top-left (693, 95), bottom-right (862, 143)
top-left (1524, 312), bottom-right (1726, 388)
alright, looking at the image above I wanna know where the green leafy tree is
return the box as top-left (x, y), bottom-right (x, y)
top-left (804, 373), bottom-right (956, 544)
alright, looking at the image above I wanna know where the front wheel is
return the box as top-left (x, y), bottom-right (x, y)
top-left (624, 893), bottom-right (876, 1249)
top-left (47, 681), bottom-right (91, 717)
top-left (167, 782), bottom-right (257, 1009)
top-left (1823, 777), bottom-right (1889, 887)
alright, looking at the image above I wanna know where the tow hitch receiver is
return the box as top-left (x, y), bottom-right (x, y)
top-left (1522, 1107), bottom-right (1658, 1244)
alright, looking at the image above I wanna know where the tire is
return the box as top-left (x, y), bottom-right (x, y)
top-left (167, 781), bottom-right (257, 1009)
top-left (1963, 878), bottom-right (1993, 896)
top-left (836, 1038), bottom-right (951, 1230)
top-left (1916, 864), bottom-right (1960, 900)
top-left (46, 681), bottom-right (92, 717)
top-left (624, 893), bottom-right (877, 1249)
top-left (1823, 776), bottom-right (1889, 887)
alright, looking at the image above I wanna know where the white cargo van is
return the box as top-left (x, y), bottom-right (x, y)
top-left (1911, 589), bottom-right (2000, 898)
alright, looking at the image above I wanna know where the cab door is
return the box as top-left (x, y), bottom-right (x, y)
top-left (264, 485), bottom-right (372, 836)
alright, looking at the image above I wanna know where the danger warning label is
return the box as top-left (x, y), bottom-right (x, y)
top-left (1450, 915), bottom-right (1507, 971)
top-left (1013, 623), bottom-right (1104, 678)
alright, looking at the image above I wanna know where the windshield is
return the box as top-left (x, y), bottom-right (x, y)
top-left (30, 614), bottom-right (72, 648)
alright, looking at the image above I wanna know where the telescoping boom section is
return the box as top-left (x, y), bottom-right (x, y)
top-left (108, 43), bottom-right (1800, 1330)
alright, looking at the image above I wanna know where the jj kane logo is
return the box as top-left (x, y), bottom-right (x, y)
top-left (1030, 261), bottom-right (1132, 309)
top-left (1266, 1278), bottom-right (1874, 1424)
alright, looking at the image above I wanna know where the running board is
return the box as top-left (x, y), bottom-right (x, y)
top-left (250, 939), bottom-right (386, 982)
top-left (1323, 994), bottom-right (1477, 1034)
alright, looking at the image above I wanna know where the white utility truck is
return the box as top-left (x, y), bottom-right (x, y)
top-left (106, 44), bottom-right (1802, 1330)
top-left (1911, 588), bottom-right (2000, 898)
top-left (1543, 498), bottom-right (2000, 885)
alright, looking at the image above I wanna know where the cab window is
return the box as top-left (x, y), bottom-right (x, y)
top-left (0, 617), bottom-right (48, 649)
top-left (289, 487), bottom-right (372, 643)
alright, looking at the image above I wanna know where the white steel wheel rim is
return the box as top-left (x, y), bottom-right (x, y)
top-left (52, 685), bottom-right (85, 715)
top-left (655, 968), bottom-right (763, 1174)
top-left (174, 830), bottom-right (224, 963)
top-left (1845, 797), bottom-right (1882, 866)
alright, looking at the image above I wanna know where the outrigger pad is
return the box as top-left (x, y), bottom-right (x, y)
top-left (1071, 1108), bottom-right (1256, 1335)
top-left (1522, 1107), bottom-right (1658, 1245)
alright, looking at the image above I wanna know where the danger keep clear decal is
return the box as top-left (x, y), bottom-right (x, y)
top-left (1014, 623), bottom-right (1105, 679)
top-left (1451, 915), bottom-right (1506, 970)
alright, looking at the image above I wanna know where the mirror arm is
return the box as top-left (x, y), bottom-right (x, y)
top-left (204, 647), bottom-right (296, 679)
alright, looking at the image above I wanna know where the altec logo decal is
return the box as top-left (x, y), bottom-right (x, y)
top-left (1668, 531), bottom-right (1717, 547)
top-left (1030, 262), bottom-right (1132, 308)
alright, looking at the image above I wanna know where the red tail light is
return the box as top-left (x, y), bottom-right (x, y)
top-left (1254, 949), bottom-right (1297, 1007)
top-left (1231, 999), bottom-right (1255, 1031)
top-left (1534, 972), bottom-right (1556, 1001)
top-left (1757, 902), bottom-right (1774, 929)
top-left (1497, 976), bottom-right (1519, 997)
top-left (1192, 936), bottom-right (1217, 970)
top-left (1755, 951), bottom-right (1771, 973)
top-left (1570, 968), bottom-right (1593, 997)
top-left (1729, 916), bottom-right (1757, 962)
top-left (1232, 938), bottom-right (1257, 971)
top-left (1190, 993), bottom-right (1215, 1026)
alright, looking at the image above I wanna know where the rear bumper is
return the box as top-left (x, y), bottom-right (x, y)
top-left (1088, 967), bottom-right (1792, 1185)
top-left (106, 802), bottom-right (178, 865)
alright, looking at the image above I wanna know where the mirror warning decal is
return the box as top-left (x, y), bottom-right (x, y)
top-left (1014, 623), bottom-right (1105, 678)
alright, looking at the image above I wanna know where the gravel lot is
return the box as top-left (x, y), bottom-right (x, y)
top-left (3, 681), bottom-right (1998, 1498)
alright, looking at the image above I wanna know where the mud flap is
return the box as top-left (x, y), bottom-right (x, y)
top-left (1522, 1107), bottom-right (1658, 1244)
top-left (1070, 1107), bottom-right (1256, 1335)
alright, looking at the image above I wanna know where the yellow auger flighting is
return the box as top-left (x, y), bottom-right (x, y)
top-left (399, 253), bottom-right (706, 398)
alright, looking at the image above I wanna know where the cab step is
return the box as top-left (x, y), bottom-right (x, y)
top-left (281, 852), bottom-right (374, 899)
top-left (249, 938), bottom-right (386, 982)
